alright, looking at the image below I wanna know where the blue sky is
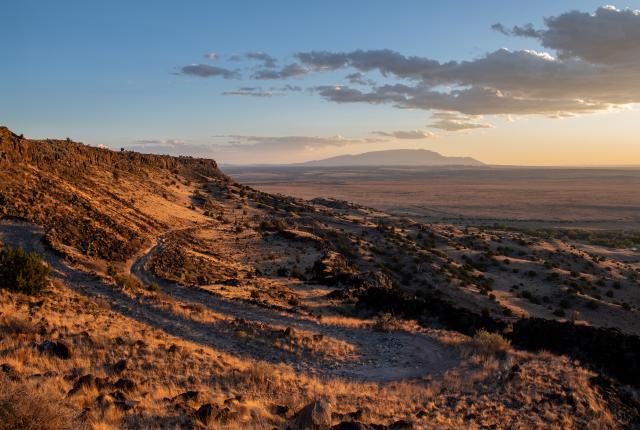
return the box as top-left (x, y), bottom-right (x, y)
top-left (2, 1), bottom-right (639, 165)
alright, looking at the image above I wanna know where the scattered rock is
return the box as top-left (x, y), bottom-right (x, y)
top-left (0, 363), bottom-right (19, 380)
top-left (331, 422), bottom-right (373, 430)
top-left (195, 403), bottom-right (219, 425)
top-left (39, 339), bottom-right (72, 359)
top-left (68, 374), bottom-right (96, 396)
top-left (347, 409), bottom-right (363, 421)
top-left (113, 378), bottom-right (136, 392)
top-left (68, 374), bottom-right (111, 395)
top-left (224, 394), bottom-right (242, 406)
top-left (274, 404), bottom-right (290, 416)
top-left (217, 407), bottom-right (232, 424)
top-left (115, 400), bottom-right (137, 411)
top-left (290, 399), bottom-right (333, 430)
top-left (111, 391), bottom-right (127, 401)
top-left (173, 390), bottom-right (200, 403)
top-left (113, 358), bottom-right (129, 374)
top-left (388, 420), bottom-right (414, 430)
top-left (96, 393), bottom-right (114, 409)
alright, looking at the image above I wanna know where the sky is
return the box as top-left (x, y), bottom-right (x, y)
top-left (1, 1), bottom-right (639, 165)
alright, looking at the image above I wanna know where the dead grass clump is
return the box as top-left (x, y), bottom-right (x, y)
top-left (463, 329), bottom-right (511, 358)
top-left (114, 274), bottom-right (141, 293)
top-left (0, 314), bottom-right (35, 337)
top-left (0, 376), bottom-right (75, 430)
top-left (371, 313), bottom-right (405, 332)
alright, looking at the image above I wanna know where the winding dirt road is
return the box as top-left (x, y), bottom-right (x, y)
top-left (0, 219), bottom-right (458, 382)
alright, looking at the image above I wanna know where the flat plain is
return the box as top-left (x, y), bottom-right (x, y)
top-left (224, 166), bottom-right (640, 230)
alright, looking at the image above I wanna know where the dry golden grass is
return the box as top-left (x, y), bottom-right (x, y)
top-left (0, 376), bottom-right (76, 430)
top-left (0, 282), bottom-right (631, 429)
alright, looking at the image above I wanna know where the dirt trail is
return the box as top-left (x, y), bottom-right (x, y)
top-left (0, 219), bottom-right (458, 382)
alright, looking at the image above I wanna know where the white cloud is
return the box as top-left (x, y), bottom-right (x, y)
top-left (372, 130), bottom-right (436, 139)
top-left (427, 111), bottom-right (494, 131)
top-left (176, 6), bottom-right (640, 125)
top-left (495, 6), bottom-right (640, 65)
top-left (217, 134), bottom-right (386, 150)
top-left (130, 139), bottom-right (188, 148)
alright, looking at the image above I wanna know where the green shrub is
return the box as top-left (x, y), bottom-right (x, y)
top-left (465, 329), bottom-right (511, 357)
top-left (115, 274), bottom-right (140, 292)
top-left (106, 263), bottom-right (117, 277)
top-left (0, 246), bottom-right (49, 296)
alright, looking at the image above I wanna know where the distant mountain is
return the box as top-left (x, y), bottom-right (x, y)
top-left (300, 149), bottom-right (484, 167)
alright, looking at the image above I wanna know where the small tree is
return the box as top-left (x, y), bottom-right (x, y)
top-left (0, 246), bottom-right (49, 295)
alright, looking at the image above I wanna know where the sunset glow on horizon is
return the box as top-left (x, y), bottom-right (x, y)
top-left (3, 1), bottom-right (639, 166)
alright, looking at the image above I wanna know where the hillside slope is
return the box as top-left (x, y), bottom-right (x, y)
top-left (0, 126), bottom-right (223, 261)
top-left (0, 127), bottom-right (639, 429)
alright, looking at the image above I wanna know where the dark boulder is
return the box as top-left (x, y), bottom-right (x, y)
top-left (113, 358), bottom-right (129, 374)
top-left (388, 420), bottom-right (414, 430)
top-left (113, 378), bottom-right (136, 392)
top-left (274, 404), bottom-right (290, 416)
top-left (290, 399), bottom-right (333, 430)
top-left (39, 340), bottom-right (72, 359)
top-left (173, 390), bottom-right (200, 403)
top-left (331, 422), bottom-right (374, 430)
top-left (195, 403), bottom-right (218, 425)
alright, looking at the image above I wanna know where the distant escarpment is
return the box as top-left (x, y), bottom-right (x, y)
top-left (0, 127), bottom-right (224, 261)
top-left (0, 127), bottom-right (220, 178)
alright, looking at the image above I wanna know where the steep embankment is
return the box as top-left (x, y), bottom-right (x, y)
top-left (0, 126), bottom-right (223, 261)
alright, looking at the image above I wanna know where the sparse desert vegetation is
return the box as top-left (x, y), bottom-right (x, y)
top-left (1, 128), bottom-right (639, 429)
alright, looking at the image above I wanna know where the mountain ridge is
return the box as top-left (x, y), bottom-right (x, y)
top-left (299, 148), bottom-right (484, 167)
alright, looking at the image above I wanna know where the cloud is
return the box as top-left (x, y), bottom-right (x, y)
top-left (306, 44), bottom-right (628, 116)
top-left (218, 134), bottom-right (385, 150)
top-left (179, 64), bottom-right (240, 79)
top-left (296, 49), bottom-right (443, 81)
top-left (292, 7), bottom-right (640, 117)
top-left (222, 87), bottom-right (273, 97)
top-left (204, 52), bottom-right (219, 60)
top-left (494, 6), bottom-right (640, 65)
top-left (176, 6), bottom-right (640, 122)
top-left (131, 139), bottom-right (188, 148)
top-left (491, 23), bottom-right (540, 38)
top-left (372, 130), bottom-right (436, 139)
top-left (245, 52), bottom-right (278, 68)
top-left (252, 63), bottom-right (310, 80)
top-left (345, 72), bottom-right (374, 85)
top-left (274, 84), bottom-right (303, 92)
top-left (222, 85), bottom-right (304, 97)
top-left (427, 112), bottom-right (494, 131)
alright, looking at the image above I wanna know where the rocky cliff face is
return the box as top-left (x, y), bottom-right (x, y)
top-left (0, 126), bottom-right (222, 180)
top-left (0, 126), bottom-right (225, 261)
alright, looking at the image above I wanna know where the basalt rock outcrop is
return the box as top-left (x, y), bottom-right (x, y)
top-left (0, 126), bottom-right (224, 261)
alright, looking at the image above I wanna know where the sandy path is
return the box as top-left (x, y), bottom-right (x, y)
top-left (0, 220), bottom-right (458, 382)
